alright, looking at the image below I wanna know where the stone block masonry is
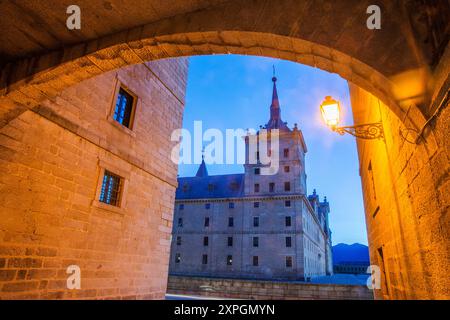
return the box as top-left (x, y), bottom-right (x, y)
top-left (0, 58), bottom-right (188, 299)
top-left (167, 275), bottom-right (374, 300)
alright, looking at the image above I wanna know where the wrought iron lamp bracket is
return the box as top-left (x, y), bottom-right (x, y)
top-left (332, 122), bottom-right (385, 140)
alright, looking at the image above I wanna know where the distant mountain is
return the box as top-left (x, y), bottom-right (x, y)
top-left (332, 243), bottom-right (370, 265)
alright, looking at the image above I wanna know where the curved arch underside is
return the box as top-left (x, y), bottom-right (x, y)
top-left (1, 0), bottom-right (445, 130)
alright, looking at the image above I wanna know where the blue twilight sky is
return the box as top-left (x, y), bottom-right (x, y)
top-left (177, 55), bottom-right (367, 245)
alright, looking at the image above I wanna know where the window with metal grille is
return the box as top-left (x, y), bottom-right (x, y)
top-left (254, 168), bottom-right (260, 175)
top-left (253, 216), bottom-right (259, 227)
top-left (227, 255), bottom-right (233, 266)
top-left (285, 216), bottom-right (292, 227)
top-left (227, 237), bottom-right (233, 247)
top-left (203, 236), bottom-right (209, 246)
top-left (254, 202), bottom-right (260, 208)
top-left (284, 182), bottom-right (291, 191)
top-left (253, 256), bottom-right (259, 266)
top-left (99, 170), bottom-right (123, 206)
top-left (286, 256), bottom-right (293, 268)
top-left (113, 87), bottom-right (135, 128)
top-left (285, 200), bottom-right (291, 207)
top-left (269, 182), bottom-right (275, 192)
top-left (286, 236), bottom-right (292, 247)
top-left (229, 202), bottom-right (235, 209)
top-left (253, 236), bottom-right (259, 247)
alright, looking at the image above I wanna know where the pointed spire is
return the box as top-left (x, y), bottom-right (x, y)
top-left (196, 148), bottom-right (208, 177)
top-left (265, 67), bottom-right (290, 131)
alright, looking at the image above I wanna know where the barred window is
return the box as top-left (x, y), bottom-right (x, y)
top-left (269, 182), bottom-right (275, 192)
top-left (99, 170), bottom-right (123, 206)
top-left (286, 236), bottom-right (292, 247)
top-left (176, 236), bottom-right (182, 246)
top-left (285, 216), bottom-right (292, 227)
top-left (284, 182), bottom-right (291, 191)
top-left (229, 202), bottom-right (235, 209)
top-left (254, 168), bottom-right (260, 175)
top-left (227, 237), bottom-right (233, 247)
top-left (113, 87), bottom-right (135, 128)
top-left (285, 200), bottom-right (291, 207)
top-left (254, 202), bottom-right (260, 208)
top-left (203, 236), bottom-right (209, 246)
top-left (253, 216), bottom-right (259, 227)
top-left (286, 256), bottom-right (293, 268)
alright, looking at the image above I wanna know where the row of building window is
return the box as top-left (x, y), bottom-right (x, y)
top-left (254, 165), bottom-right (290, 175)
top-left (179, 200), bottom-right (293, 211)
top-left (254, 182), bottom-right (290, 193)
top-left (175, 236), bottom-right (293, 248)
top-left (254, 148), bottom-right (291, 161)
top-left (98, 85), bottom-right (137, 207)
top-left (174, 254), bottom-right (293, 268)
top-left (177, 216), bottom-right (292, 228)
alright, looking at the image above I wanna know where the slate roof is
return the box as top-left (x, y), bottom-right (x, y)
top-left (176, 173), bottom-right (245, 200)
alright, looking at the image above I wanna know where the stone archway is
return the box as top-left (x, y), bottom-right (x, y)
top-left (0, 0), bottom-right (448, 300)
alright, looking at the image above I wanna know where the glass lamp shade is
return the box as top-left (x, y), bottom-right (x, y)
top-left (320, 96), bottom-right (340, 127)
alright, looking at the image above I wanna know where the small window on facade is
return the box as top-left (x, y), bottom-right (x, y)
top-left (227, 237), bottom-right (233, 247)
top-left (204, 217), bottom-right (210, 227)
top-left (286, 236), bottom-right (292, 247)
top-left (253, 256), bottom-right (259, 266)
top-left (179, 204), bottom-right (184, 210)
top-left (113, 87), bottom-right (135, 128)
top-left (286, 256), bottom-right (293, 268)
top-left (182, 184), bottom-right (189, 193)
top-left (253, 216), bottom-right (259, 227)
top-left (284, 182), bottom-right (291, 191)
top-left (205, 203), bottom-right (211, 210)
top-left (283, 148), bottom-right (289, 158)
top-left (229, 202), bottom-right (235, 209)
top-left (254, 183), bottom-right (260, 193)
top-left (285, 200), bottom-right (291, 207)
top-left (208, 184), bottom-right (215, 192)
top-left (227, 255), bottom-right (233, 266)
top-left (178, 218), bottom-right (183, 227)
top-left (285, 216), bottom-right (292, 227)
top-left (253, 236), bottom-right (259, 247)
top-left (175, 253), bottom-right (181, 264)
top-left (99, 170), bottom-right (123, 207)
top-left (203, 236), bottom-right (209, 246)
top-left (254, 202), bottom-right (260, 208)
top-left (202, 254), bottom-right (208, 265)
top-left (228, 217), bottom-right (234, 227)
top-left (176, 236), bottom-right (182, 246)
top-left (254, 168), bottom-right (261, 175)
top-left (284, 166), bottom-right (290, 173)
top-left (269, 183), bottom-right (275, 192)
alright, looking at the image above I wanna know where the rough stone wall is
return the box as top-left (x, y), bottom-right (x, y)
top-left (167, 275), bottom-right (374, 300)
top-left (0, 58), bottom-right (188, 299)
top-left (349, 84), bottom-right (449, 300)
